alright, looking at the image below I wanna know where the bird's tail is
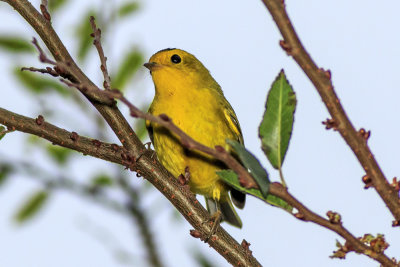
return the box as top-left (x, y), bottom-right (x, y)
top-left (205, 195), bottom-right (242, 228)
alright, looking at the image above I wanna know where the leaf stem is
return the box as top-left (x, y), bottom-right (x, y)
top-left (278, 168), bottom-right (287, 188)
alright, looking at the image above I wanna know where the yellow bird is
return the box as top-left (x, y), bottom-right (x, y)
top-left (144, 48), bottom-right (245, 228)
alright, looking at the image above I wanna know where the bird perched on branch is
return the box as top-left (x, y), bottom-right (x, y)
top-left (144, 48), bottom-right (245, 228)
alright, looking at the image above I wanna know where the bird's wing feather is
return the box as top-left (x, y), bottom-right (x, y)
top-left (222, 101), bottom-right (244, 145)
top-left (220, 98), bottom-right (246, 209)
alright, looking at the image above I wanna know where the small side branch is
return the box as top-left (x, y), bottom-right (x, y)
top-left (0, 107), bottom-right (133, 168)
top-left (89, 16), bottom-right (112, 90)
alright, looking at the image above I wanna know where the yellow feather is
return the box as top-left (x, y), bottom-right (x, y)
top-left (145, 48), bottom-right (245, 227)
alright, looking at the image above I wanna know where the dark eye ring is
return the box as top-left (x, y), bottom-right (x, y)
top-left (171, 54), bottom-right (181, 64)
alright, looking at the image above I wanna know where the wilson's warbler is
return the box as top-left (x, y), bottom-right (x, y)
top-left (144, 48), bottom-right (245, 228)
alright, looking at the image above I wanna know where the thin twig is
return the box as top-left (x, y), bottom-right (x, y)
top-left (89, 16), bottom-right (112, 90)
top-left (21, 66), bottom-right (59, 77)
top-left (27, 37), bottom-right (114, 105)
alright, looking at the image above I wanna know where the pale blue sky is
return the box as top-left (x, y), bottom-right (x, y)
top-left (1, 0), bottom-right (400, 266)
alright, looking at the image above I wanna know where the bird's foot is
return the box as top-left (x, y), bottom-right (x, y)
top-left (136, 142), bottom-right (155, 162)
top-left (203, 210), bottom-right (222, 242)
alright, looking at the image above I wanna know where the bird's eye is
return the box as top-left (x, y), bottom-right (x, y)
top-left (171, 54), bottom-right (181, 64)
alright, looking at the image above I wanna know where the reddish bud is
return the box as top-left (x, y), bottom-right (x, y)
top-left (390, 177), bottom-right (400, 191)
top-left (70, 131), bottom-right (79, 141)
top-left (327, 210), bottom-right (342, 224)
top-left (40, 4), bottom-right (51, 21)
top-left (359, 128), bottom-right (371, 141)
top-left (111, 144), bottom-right (120, 152)
top-left (322, 118), bottom-right (338, 130)
top-left (35, 115), bottom-right (45, 126)
top-left (178, 174), bottom-right (187, 185)
top-left (294, 212), bottom-right (306, 221)
top-left (279, 40), bottom-right (292, 54)
top-left (92, 139), bottom-right (101, 147)
top-left (214, 145), bottom-right (225, 153)
top-left (362, 174), bottom-right (373, 189)
top-left (190, 230), bottom-right (202, 239)
top-left (159, 114), bottom-right (170, 121)
top-left (241, 239), bottom-right (251, 250)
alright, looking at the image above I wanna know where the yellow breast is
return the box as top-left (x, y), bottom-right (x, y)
top-left (148, 76), bottom-right (235, 200)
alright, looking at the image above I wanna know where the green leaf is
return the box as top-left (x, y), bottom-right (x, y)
top-left (76, 11), bottom-right (96, 62)
top-left (14, 68), bottom-right (69, 95)
top-left (112, 50), bottom-right (143, 90)
top-left (259, 69), bottom-right (296, 169)
top-left (133, 118), bottom-right (148, 141)
top-left (91, 174), bottom-right (113, 186)
top-left (0, 164), bottom-right (12, 187)
top-left (192, 251), bottom-right (214, 267)
top-left (217, 170), bottom-right (292, 212)
top-left (0, 126), bottom-right (5, 140)
top-left (14, 190), bottom-right (49, 223)
top-left (226, 139), bottom-right (270, 197)
top-left (48, 0), bottom-right (68, 12)
top-left (46, 145), bottom-right (73, 165)
top-left (0, 36), bottom-right (34, 53)
top-left (117, 2), bottom-right (140, 18)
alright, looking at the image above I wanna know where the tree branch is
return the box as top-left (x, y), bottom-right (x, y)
top-left (1, 0), bottom-right (397, 266)
top-left (1, 0), bottom-right (141, 153)
top-left (0, 107), bottom-right (131, 166)
top-left (99, 90), bottom-right (396, 267)
top-left (0, 106), bottom-right (261, 266)
top-left (260, 0), bottom-right (400, 223)
top-left (0, 0), bottom-right (261, 264)
top-left (0, 106), bottom-right (396, 265)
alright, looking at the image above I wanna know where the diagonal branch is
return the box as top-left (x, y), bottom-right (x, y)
top-left (0, 0), bottom-right (261, 264)
top-left (260, 0), bottom-right (400, 223)
top-left (99, 90), bottom-right (396, 267)
top-left (0, 105), bottom-right (261, 266)
top-left (0, 105), bottom-right (396, 266)
top-left (2, 0), bottom-right (140, 154)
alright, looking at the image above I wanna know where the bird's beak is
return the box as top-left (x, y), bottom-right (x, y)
top-left (143, 62), bottom-right (161, 71)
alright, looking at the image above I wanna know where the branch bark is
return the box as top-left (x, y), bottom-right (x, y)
top-left (0, 106), bottom-right (396, 266)
top-left (0, 107), bottom-right (261, 266)
top-left (0, 1), bottom-right (262, 265)
top-left (260, 0), bottom-right (400, 223)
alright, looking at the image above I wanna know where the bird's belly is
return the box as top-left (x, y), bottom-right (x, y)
top-left (152, 123), bottom-right (226, 200)
top-left (150, 93), bottom-right (234, 200)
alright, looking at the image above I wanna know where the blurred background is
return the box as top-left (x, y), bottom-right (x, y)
top-left (1, 0), bottom-right (400, 266)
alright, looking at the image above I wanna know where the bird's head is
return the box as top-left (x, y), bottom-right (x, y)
top-left (144, 48), bottom-right (218, 91)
